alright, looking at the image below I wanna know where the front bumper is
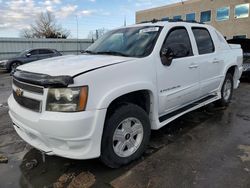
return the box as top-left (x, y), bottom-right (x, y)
top-left (0, 63), bottom-right (7, 70)
top-left (8, 94), bottom-right (107, 160)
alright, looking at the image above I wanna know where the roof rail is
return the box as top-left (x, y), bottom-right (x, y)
top-left (139, 18), bottom-right (204, 24)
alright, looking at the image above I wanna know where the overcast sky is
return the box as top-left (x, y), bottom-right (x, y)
top-left (0, 0), bottom-right (180, 38)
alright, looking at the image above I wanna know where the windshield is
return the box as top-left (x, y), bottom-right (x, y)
top-left (18, 50), bottom-right (29, 57)
top-left (86, 26), bottom-right (162, 58)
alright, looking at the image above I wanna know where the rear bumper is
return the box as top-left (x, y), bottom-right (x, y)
top-left (8, 94), bottom-right (107, 160)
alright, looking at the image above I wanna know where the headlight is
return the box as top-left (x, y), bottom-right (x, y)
top-left (46, 86), bottom-right (88, 112)
top-left (0, 60), bottom-right (8, 65)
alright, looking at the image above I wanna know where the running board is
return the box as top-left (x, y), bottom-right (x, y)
top-left (158, 95), bottom-right (219, 127)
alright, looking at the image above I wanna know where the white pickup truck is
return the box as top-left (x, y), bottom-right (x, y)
top-left (8, 20), bottom-right (243, 168)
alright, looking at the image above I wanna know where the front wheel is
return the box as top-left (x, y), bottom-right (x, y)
top-left (10, 62), bottom-right (21, 72)
top-left (216, 73), bottom-right (234, 107)
top-left (101, 103), bottom-right (151, 168)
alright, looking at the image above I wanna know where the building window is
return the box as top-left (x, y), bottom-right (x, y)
top-left (186, 13), bottom-right (196, 21)
top-left (233, 35), bottom-right (247, 39)
top-left (162, 17), bottom-right (169, 20)
top-left (235, 3), bottom-right (249, 18)
top-left (216, 7), bottom-right (230, 21)
top-left (173, 15), bottom-right (182, 20)
top-left (200, 10), bottom-right (211, 22)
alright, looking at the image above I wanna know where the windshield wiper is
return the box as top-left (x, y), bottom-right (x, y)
top-left (96, 51), bottom-right (129, 57)
top-left (82, 50), bottom-right (96, 54)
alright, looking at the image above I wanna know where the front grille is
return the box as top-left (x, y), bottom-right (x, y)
top-left (13, 79), bottom-right (44, 94)
top-left (13, 90), bottom-right (41, 112)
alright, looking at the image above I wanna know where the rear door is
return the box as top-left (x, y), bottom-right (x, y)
top-left (191, 27), bottom-right (223, 97)
top-left (157, 26), bottom-right (200, 116)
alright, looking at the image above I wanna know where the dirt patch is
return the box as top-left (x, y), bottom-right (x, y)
top-left (67, 172), bottom-right (95, 188)
top-left (53, 173), bottom-right (76, 188)
top-left (0, 154), bottom-right (8, 163)
top-left (238, 145), bottom-right (250, 162)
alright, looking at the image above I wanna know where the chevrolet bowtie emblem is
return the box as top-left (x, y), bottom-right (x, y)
top-left (16, 88), bottom-right (23, 97)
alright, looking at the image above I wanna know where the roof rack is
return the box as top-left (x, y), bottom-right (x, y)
top-left (139, 18), bottom-right (204, 24)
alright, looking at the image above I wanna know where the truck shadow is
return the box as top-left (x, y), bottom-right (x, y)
top-left (18, 103), bottom-right (225, 188)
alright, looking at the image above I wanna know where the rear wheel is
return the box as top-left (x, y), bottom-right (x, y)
top-left (101, 103), bottom-right (151, 168)
top-left (216, 73), bottom-right (233, 107)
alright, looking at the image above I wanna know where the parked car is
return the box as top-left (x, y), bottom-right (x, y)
top-left (0, 48), bottom-right (62, 72)
top-left (8, 20), bottom-right (243, 168)
top-left (227, 38), bottom-right (250, 78)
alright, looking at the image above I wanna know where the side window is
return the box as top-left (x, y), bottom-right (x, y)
top-left (192, 27), bottom-right (215, 55)
top-left (39, 49), bottom-right (54, 55)
top-left (29, 50), bottom-right (38, 56)
top-left (162, 27), bottom-right (193, 57)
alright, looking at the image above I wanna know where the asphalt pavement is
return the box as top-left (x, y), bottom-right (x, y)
top-left (0, 70), bottom-right (250, 188)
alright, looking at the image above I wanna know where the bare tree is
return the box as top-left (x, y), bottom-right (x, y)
top-left (88, 28), bottom-right (108, 40)
top-left (20, 11), bottom-right (70, 39)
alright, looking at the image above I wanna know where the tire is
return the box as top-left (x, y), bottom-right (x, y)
top-left (101, 103), bottom-right (151, 168)
top-left (216, 73), bottom-right (234, 107)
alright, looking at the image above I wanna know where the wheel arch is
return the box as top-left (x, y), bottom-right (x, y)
top-left (224, 65), bottom-right (240, 89)
top-left (98, 84), bottom-right (157, 129)
top-left (7, 60), bottom-right (22, 71)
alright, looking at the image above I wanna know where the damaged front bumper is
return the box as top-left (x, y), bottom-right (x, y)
top-left (8, 94), bottom-right (107, 160)
top-left (8, 70), bottom-right (107, 160)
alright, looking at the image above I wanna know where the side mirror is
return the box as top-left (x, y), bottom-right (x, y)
top-left (160, 43), bottom-right (190, 66)
top-left (26, 53), bottom-right (31, 57)
top-left (160, 48), bottom-right (174, 66)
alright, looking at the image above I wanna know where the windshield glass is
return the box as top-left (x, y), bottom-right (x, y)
top-left (18, 50), bottom-right (29, 57)
top-left (86, 26), bottom-right (162, 58)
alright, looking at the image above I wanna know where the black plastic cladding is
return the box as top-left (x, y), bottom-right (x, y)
top-left (13, 70), bottom-right (74, 88)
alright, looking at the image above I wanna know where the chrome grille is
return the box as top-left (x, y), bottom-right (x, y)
top-left (13, 79), bottom-right (44, 94)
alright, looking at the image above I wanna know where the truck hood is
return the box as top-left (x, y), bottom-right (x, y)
top-left (18, 54), bottom-right (136, 77)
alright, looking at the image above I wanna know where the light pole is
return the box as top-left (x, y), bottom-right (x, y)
top-left (124, 15), bottom-right (126, 26)
top-left (76, 15), bottom-right (79, 55)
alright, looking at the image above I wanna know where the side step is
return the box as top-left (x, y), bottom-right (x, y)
top-left (158, 95), bottom-right (219, 126)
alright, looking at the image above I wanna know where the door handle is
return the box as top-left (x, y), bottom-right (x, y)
top-left (189, 64), bottom-right (198, 69)
top-left (213, 59), bottom-right (220, 64)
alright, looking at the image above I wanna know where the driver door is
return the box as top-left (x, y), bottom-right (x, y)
top-left (156, 26), bottom-right (200, 117)
top-left (24, 49), bottom-right (39, 63)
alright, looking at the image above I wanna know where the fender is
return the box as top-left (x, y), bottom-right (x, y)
top-left (96, 82), bottom-right (159, 129)
top-left (97, 82), bottom-right (156, 109)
